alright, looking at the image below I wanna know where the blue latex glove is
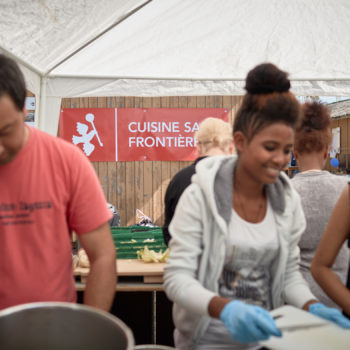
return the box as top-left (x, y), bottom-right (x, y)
top-left (220, 300), bottom-right (282, 344)
top-left (309, 303), bottom-right (350, 329)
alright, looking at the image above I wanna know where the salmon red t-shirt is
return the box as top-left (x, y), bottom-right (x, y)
top-left (0, 126), bottom-right (112, 309)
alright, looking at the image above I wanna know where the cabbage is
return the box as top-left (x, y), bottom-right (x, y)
top-left (137, 245), bottom-right (169, 263)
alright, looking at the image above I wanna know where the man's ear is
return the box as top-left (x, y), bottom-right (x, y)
top-left (233, 131), bottom-right (246, 154)
top-left (22, 106), bottom-right (28, 121)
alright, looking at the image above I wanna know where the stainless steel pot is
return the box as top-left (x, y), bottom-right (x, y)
top-left (134, 346), bottom-right (177, 350)
top-left (0, 302), bottom-right (134, 350)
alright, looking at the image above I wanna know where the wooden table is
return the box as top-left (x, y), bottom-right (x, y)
top-left (74, 259), bottom-right (169, 344)
top-left (74, 259), bottom-right (165, 288)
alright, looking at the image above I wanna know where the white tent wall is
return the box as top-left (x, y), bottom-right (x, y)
top-left (51, 0), bottom-right (350, 83)
top-left (40, 96), bottom-right (62, 136)
top-left (18, 63), bottom-right (41, 98)
top-left (0, 0), bottom-right (150, 74)
top-left (0, 48), bottom-right (41, 97)
top-left (2, 0), bottom-right (350, 135)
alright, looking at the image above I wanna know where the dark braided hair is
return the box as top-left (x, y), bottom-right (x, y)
top-left (234, 63), bottom-right (301, 141)
top-left (294, 101), bottom-right (332, 154)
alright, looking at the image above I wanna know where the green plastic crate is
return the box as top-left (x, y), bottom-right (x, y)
top-left (111, 226), bottom-right (167, 259)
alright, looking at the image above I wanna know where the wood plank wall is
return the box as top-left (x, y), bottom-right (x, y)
top-left (61, 96), bottom-right (243, 226)
top-left (329, 117), bottom-right (350, 171)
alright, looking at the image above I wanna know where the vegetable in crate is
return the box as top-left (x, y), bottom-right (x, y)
top-left (78, 248), bottom-right (90, 268)
top-left (137, 246), bottom-right (169, 263)
top-left (72, 254), bottom-right (79, 269)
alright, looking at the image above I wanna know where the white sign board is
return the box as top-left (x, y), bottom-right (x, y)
top-left (25, 96), bottom-right (36, 110)
top-left (329, 127), bottom-right (340, 158)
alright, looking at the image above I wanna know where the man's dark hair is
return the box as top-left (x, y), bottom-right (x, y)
top-left (234, 63), bottom-right (301, 141)
top-left (0, 54), bottom-right (26, 111)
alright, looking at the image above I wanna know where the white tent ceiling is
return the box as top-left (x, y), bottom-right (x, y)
top-left (1, 0), bottom-right (350, 134)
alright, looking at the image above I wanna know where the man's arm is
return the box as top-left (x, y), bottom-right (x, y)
top-left (79, 222), bottom-right (117, 311)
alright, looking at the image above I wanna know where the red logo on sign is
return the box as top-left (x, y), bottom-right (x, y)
top-left (59, 108), bottom-right (116, 161)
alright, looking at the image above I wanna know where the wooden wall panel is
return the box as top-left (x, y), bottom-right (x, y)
top-left (347, 118), bottom-right (350, 169)
top-left (339, 119), bottom-right (347, 169)
top-left (329, 117), bottom-right (350, 172)
top-left (141, 98), bottom-right (154, 224)
top-left (134, 161), bottom-right (143, 223)
top-left (61, 97), bottom-right (71, 108)
top-left (143, 160), bottom-right (153, 224)
top-left (169, 96), bottom-right (181, 179)
top-left (151, 97), bottom-right (163, 226)
top-left (159, 96), bottom-right (172, 226)
top-left (125, 162), bottom-right (135, 226)
top-left (116, 162), bottom-right (126, 225)
top-left (62, 96), bottom-right (243, 226)
top-left (115, 97), bottom-right (127, 224)
top-left (107, 163), bottom-right (117, 206)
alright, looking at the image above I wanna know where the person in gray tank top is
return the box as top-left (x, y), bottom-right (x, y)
top-left (292, 101), bottom-right (349, 309)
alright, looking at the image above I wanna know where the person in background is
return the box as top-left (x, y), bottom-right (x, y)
top-left (162, 117), bottom-right (233, 246)
top-left (164, 63), bottom-right (350, 350)
top-left (0, 54), bottom-right (116, 311)
top-left (291, 101), bottom-right (349, 309)
top-left (107, 202), bottom-right (120, 227)
top-left (311, 184), bottom-right (350, 316)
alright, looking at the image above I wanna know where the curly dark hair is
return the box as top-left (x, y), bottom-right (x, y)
top-left (233, 63), bottom-right (301, 141)
top-left (294, 101), bottom-right (332, 154)
top-left (0, 54), bottom-right (26, 111)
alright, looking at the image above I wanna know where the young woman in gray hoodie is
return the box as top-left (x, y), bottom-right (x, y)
top-left (164, 63), bottom-right (350, 350)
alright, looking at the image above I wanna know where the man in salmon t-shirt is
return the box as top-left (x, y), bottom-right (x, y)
top-left (0, 54), bottom-right (117, 311)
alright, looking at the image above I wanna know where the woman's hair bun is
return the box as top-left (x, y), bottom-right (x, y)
top-left (299, 101), bottom-right (330, 132)
top-left (245, 63), bottom-right (290, 94)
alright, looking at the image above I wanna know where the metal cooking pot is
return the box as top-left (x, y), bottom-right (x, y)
top-left (0, 302), bottom-right (134, 350)
top-left (134, 346), bottom-right (177, 349)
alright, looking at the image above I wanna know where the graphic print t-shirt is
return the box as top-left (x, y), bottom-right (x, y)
top-left (197, 201), bottom-right (279, 349)
top-left (0, 127), bottom-right (111, 309)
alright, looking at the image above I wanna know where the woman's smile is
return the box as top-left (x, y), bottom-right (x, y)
top-left (236, 122), bottom-right (294, 185)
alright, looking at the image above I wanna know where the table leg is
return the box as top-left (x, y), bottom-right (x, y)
top-left (152, 291), bottom-right (157, 344)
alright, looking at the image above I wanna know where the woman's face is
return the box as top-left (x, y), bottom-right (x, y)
top-left (235, 122), bottom-right (294, 185)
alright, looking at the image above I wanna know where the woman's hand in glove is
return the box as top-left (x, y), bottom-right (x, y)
top-left (219, 300), bottom-right (281, 344)
top-left (309, 303), bottom-right (350, 328)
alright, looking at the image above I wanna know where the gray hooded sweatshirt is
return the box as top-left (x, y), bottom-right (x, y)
top-left (164, 155), bottom-right (315, 348)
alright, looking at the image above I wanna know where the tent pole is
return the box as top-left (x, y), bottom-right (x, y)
top-left (38, 76), bottom-right (47, 131)
top-left (48, 74), bottom-right (350, 82)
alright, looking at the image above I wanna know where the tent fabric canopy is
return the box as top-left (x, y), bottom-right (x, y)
top-left (1, 0), bottom-right (350, 134)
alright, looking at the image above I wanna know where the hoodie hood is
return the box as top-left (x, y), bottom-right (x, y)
top-left (192, 155), bottom-right (289, 228)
